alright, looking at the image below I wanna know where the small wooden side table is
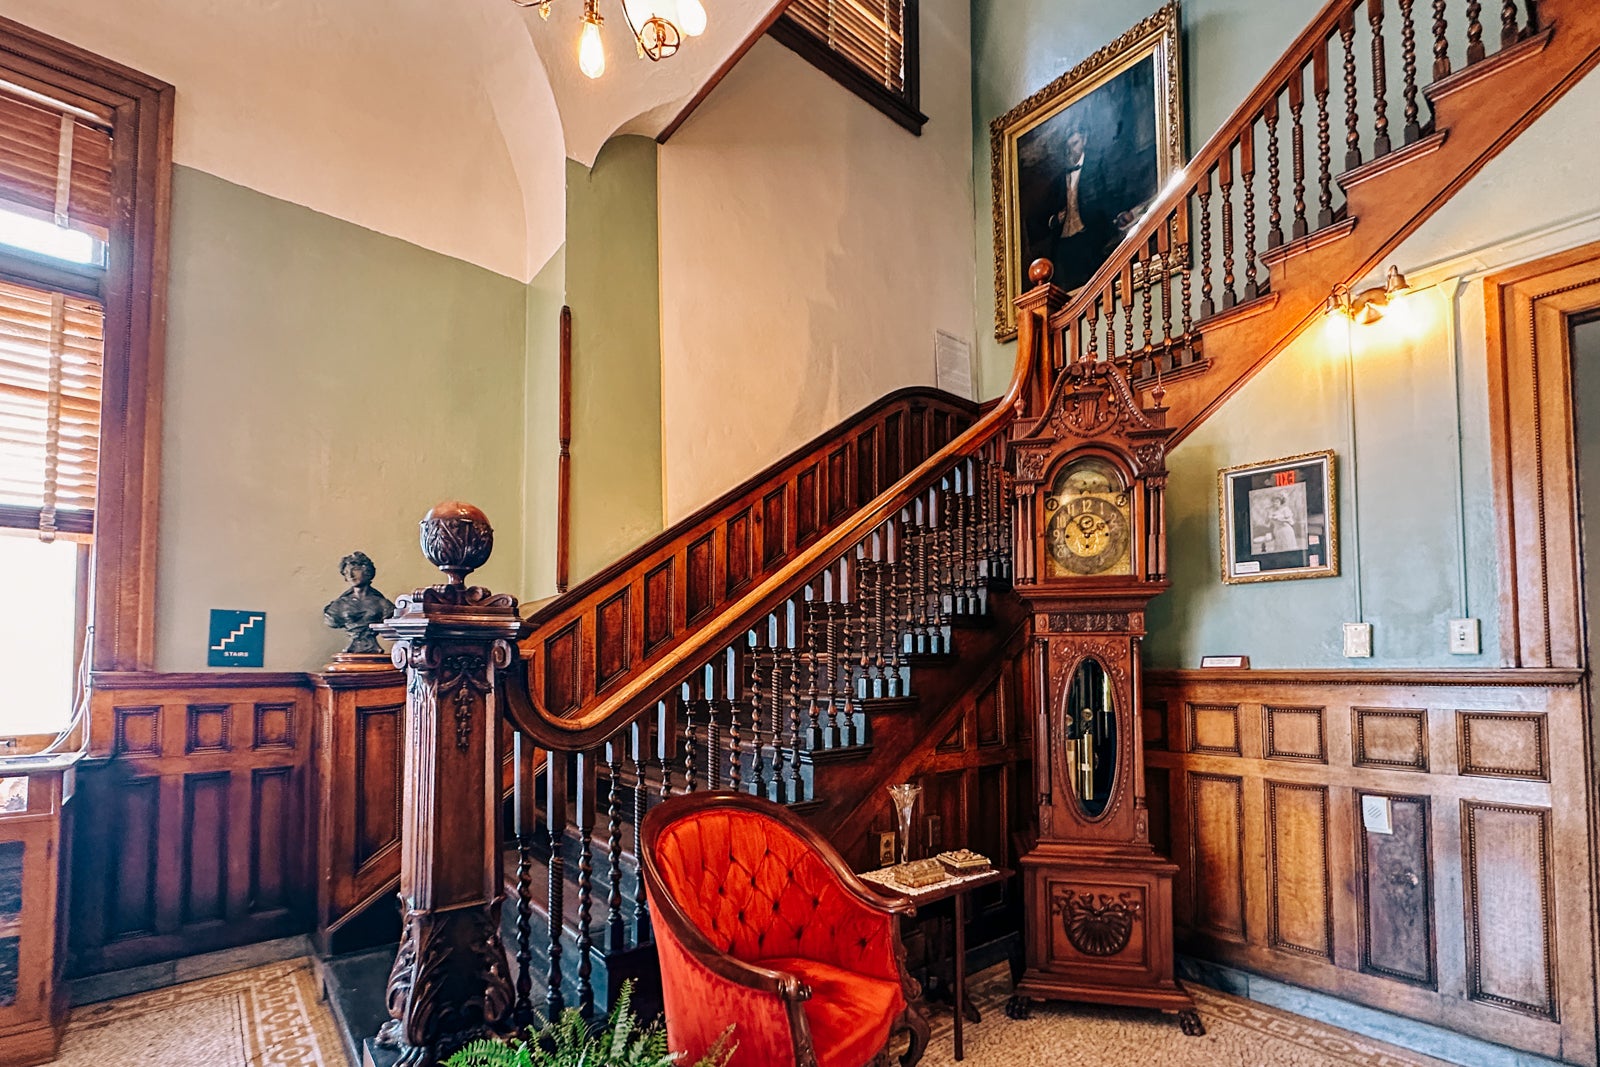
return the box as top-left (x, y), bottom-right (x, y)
top-left (862, 865), bottom-right (1012, 1061)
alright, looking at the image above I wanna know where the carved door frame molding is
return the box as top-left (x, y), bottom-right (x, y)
top-left (1485, 240), bottom-right (1600, 669)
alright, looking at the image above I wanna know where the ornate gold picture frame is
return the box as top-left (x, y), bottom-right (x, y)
top-left (990, 3), bottom-right (1185, 341)
top-left (1219, 450), bottom-right (1339, 585)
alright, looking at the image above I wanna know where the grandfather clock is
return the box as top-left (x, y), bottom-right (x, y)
top-left (1005, 355), bottom-right (1202, 1034)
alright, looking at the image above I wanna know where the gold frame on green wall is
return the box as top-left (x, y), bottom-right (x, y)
top-left (1218, 450), bottom-right (1339, 585)
top-left (989, 2), bottom-right (1185, 342)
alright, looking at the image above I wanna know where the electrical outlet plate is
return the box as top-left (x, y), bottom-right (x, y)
top-left (1449, 617), bottom-right (1481, 655)
top-left (876, 831), bottom-right (896, 868)
top-left (1343, 622), bottom-right (1373, 658)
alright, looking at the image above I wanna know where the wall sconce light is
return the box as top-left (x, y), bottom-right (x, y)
top-left (1326, 265), bottom-right (1410, 325)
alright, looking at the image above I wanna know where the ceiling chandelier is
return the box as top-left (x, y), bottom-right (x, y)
top-left (513, 0), bottom-right (708, 80)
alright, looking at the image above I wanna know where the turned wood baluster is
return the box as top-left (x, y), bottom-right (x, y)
top-left (1087, 294), bottom-right (1100, 361)
top-left (767, 647), bottom-right (784, 801)
top-left (1289, 70), bottom-right (1309, 237)
top-left (886, 523), bottom-right (906, 696)
top-left (1315, 38), bottom-right (1335, 227)
top-left (936, 483), bottom-right (955, 620)
top-left (1340, 9), bottom-right (1362, 170)
top-left (544, 753), bottom-right (568, 1020)
top-left (655, 699), bottom-right (675, 800)
top-left (1266, 97), bottom-right (1284, 248)
top-left (953, 469), bottom-right (972, 614)
top-left (911, 505), bottom-right (930, 652)
top-left (723, 650), bottom-right (741, 790)
top-left (1500, 1), bottom-right (1520, 47)
top-left (785, 602), bottom-right (805, 796)
top-left (828, 591), bottom-right (853, 743)
top-left (1175, 195), bottom-right (1194, 353)
top-left (701, 664), bottom-right (720, 789)
top-left (1219, 148), bottom-right (1237, 309)
top-left (1198, 170), bottom-right (1215, 317)
top-left (1122, 261), bottom-right (1137, 352)
top-left (1141, 242), bottom-right (1157, 354)
top-left (1432, 0), bottom-right (1451, 80)
top-left (1241, 122), bottom-right (1259, 301)
top-left (1370, 0), bottom-right (1392, 156)
top-left (630, 718), bottom-right (651, 941)
top-left (574, 751), bottom-right (596, 1020)
top-left (1468, 1), bottom-right (1486, 62)
top-left (680, 682), bottom-right (698, 792)
top-left (747, 637), bottom-right (766, 795)
top-left (512, 731), bottom-right (537, 1026)
top-left (1524, 0), bottom-right (1540, 35)
top-left (604, 739), bottom-right (624, 956)
top-left (1158, 219), bottom-right (1175, 358)
top-left (803, 595), bottom-right (825, 746)
top-left (1399, 0), bottom-right (1422, 143)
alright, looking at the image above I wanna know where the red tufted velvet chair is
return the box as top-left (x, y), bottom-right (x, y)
top-left (641, 791), bottom-right (929, 1067)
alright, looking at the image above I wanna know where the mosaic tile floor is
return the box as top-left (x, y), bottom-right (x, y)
top-left (49, 956), bottom-right (1456, 1067)
top-left (55, 958), bottom-right (342, 1066)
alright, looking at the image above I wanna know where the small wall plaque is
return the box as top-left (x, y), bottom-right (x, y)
top-left (208, 610), bottom-right (266, 668)
top-left (1199, 655), bottom-right (1250, 669)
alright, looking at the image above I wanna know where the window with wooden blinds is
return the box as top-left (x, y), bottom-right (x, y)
top-left (771, 0), bottom-right (925, 134)
top-left (0, 89), bottom-right (113, 241)
top-left (0, 277), bottom-right (102, 538)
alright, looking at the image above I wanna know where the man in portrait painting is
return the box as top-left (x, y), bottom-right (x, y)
top-left (1018, 57), bottom-right (1161, 294)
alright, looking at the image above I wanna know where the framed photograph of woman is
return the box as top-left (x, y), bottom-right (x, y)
top-left (990, 2), bottom-right (1185, 341)
top-left (1219, 451), bottom-right (1339, 584)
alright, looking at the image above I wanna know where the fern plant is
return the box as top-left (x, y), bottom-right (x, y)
top-left (446, 981), bottom-right (735, 1067)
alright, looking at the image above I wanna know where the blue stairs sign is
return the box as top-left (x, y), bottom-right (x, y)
top-left (208, 610), bottom-right (267, 668)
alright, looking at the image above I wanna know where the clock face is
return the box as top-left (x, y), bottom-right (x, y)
top-left (1045, 457), bottom-right (1133, 578)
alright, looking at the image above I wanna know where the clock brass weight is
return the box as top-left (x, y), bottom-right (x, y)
top-left (1005, 349), bottom-right (1202, 1035)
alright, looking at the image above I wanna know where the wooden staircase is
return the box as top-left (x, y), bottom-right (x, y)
top-left (364, 1), bottom-right (1600, 1062)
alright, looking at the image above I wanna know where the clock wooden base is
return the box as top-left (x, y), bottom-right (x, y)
top-left (1009, 842), bottom-right (1201, 1031)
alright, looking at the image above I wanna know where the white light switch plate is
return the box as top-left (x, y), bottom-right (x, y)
top-left (1361, 795), bottom-right (1393, 835)
top-left (1343, 622), bottom-right (1373, 658)
top-left (1449, 618), bottom-right (1481, 655)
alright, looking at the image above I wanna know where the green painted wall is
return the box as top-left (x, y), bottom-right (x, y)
top-left (157, 166), bottom-right (529, 671)
top-left (563, 136), bottom-right (664, 583)
top-left (522, 244), bottom-right (566, 605)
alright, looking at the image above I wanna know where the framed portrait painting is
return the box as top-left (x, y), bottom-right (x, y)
top-left (1219, 451), bottom-right (1338, 584)
top-left (989, 2), bottom-right (1185, 341)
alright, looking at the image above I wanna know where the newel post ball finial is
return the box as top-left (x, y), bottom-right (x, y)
top-left (419, 501), bottom-right (494, 586)
top-left (1028, 258), bottom-right (1055, 287)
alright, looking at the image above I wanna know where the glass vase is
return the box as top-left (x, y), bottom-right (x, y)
top-left (887, 782), bottom-right (922, 866)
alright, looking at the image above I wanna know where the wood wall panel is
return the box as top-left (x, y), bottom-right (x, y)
top-left (1187, 772), bottom-right (1246, 942)
top-left (1147, 670), bottom-right (1593, 1066)
top-left (1264, 705), bottom-right (1326, 763)
top-left (70, 673), bottom-right (315, 977)
top-left (1359, 793), bottom-right (1434, 987)
top-left (1458, 712), bottom-right (1549, 781)
top-left (1463, 802), bottom-right (1556, 1019)
top-left (1265, 781), bottom-right (1332, 959)
top-left (315, 671), bottom-right (407, 953)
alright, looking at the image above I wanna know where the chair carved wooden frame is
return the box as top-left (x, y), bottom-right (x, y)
top-left (641, 791), bottom-right (930, 1067)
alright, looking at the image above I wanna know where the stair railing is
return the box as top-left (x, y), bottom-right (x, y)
top-left (372, 1), bottom-right (1571, 1061)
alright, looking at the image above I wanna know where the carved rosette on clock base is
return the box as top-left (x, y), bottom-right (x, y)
top-left (1005, 355), bottom-right (1202, 1034)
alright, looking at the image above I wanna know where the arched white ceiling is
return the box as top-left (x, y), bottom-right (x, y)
top-left (0, 0), bottom-right (784, 279)
top-left (519, 0), bottom-right (785, 167)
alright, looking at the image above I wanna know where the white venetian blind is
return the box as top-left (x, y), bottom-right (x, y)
top-left (0, 278), bottom-right (103, 537)
top-left (783, 0), bottom-right (907, 94)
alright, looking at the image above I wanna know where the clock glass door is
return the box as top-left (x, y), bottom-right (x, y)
top-left (1063, 658), bottom-right (1117, 818)
top-left (1045, 457), bottom-right (1133, 578)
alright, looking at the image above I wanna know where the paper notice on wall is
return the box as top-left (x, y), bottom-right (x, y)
top-left (935, 330), bottom-right (976, 399)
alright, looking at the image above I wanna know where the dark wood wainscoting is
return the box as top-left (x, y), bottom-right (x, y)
top-left (68, 673), bottom-right (316, 976)
top-left (313, 670), bottom-right (407, 952)
top-left (1145, 669), bottom-right (1597, 1066)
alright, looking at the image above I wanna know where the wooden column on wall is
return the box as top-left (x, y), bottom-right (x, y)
top-left (1484, 240), bottom-right (1600, 667)
top-left (558, 305), bottom-right (572, 594)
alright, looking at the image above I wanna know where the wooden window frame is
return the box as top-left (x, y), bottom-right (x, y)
top-left (0, 17), bottom-right (174, 672)
top-left (769, 0), bottom-right (927, 135)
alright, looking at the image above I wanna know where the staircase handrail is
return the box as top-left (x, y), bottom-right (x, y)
top-left (502, 298), bottom-right (1048, 751)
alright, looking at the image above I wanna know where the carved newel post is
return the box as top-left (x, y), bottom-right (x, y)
top-left (375, 502), bottom-right (523, 1065)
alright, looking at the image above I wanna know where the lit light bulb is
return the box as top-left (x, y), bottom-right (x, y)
top-left (579, 18), bottom-right (606, 78)
top-left (678, 0), bottom-right (707, 36)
